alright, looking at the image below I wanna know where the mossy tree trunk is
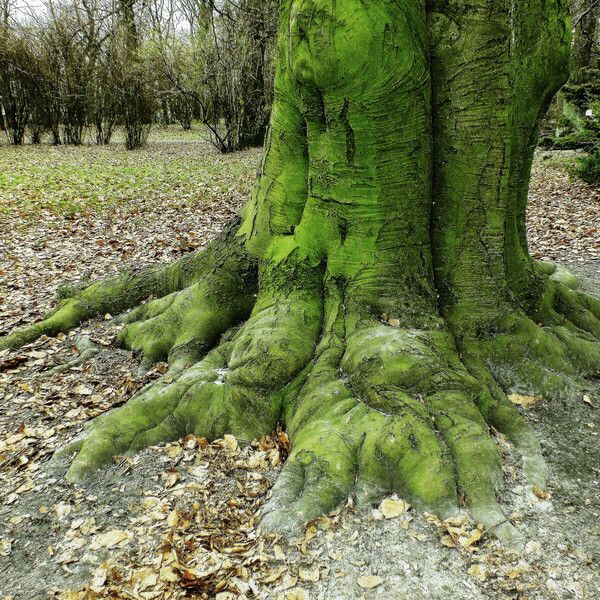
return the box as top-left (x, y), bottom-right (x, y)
top-left (572, 0), bottom-right (598, 76)
top-left (4, 0), bottom-right (600, 545)
top-left (556, 0), bottom-right (599, 134)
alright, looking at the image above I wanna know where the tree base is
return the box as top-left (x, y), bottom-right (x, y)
top-left (4, 231), bottom-right (600, 547)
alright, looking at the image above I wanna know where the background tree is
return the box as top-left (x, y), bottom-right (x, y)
top-left (0, 25), bottom-right (36, 144)
top-left (147, 0), bottom-right (278, 152)
top-left (572, 0), bottom-right (599, 73)
top-left (569, 0), bottom-right (600, 182)
top-left (211, 0), bottom-right (277, 150)
top-left (0, 0), bottom-right (279, 150)
top-left (541, 0), bottom-right (599, 181)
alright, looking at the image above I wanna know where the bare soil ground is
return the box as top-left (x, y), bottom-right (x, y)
top-left (0, 135), bottom-right (598, 600)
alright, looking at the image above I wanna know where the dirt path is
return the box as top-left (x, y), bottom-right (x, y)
top-left (0, 144), bottom-right (598, 599)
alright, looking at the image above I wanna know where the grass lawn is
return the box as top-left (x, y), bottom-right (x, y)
top-left (0, 126), bottom-right (260, 222)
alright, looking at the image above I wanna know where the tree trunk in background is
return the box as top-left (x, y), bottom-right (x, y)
top-left (572, 0), bottom-right (599, 76)
top-left (118, 0), bottom-right (154, 149)
top-left (554, 0), bottom-right (599, 135)
top-left (4, 0), bottom-right (600, 546)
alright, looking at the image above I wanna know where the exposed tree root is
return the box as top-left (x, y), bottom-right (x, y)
top-left (47, 336), bottom-right (100, 376)
top-left (60, 260), bottom-right (322, 480)
top-left (5, 247), bottom-right (599, 547)
top-left (461, 312), bottom-right (600, 399)
top-left (0, 217), bottom-right (257, 354)
top-left (469, 261), bottom-right (600, 400)
top-left (14, 260), bottom-right (596, 547)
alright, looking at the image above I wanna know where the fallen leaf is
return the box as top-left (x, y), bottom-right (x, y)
top-left (464, 529), bottom-right (483, 547)
top-left (132, 567), bottom-right (159, 591)
top-left (507, 564), bottom-right (530, 579)
top-left (163, 469), bottom-right (181, 488)
top-left (166, 510), bottom-right (179, 527)
top-left (299, 566), bottom-right (320, 582)
top-left (467, 564), bottom-right (487, 581)
top-left (90, 529), bottom-right (133, 550)
top-left (166, 444), bottom-right (183, 459)
top-left (261, 566), bottom-right (287, 584)
top-left (274, 544), bottom-right (286, 561)
top-left (286, 589), bottom-right (308, 600)
top-left (54, 503), bottom-right (72, 520)
top-left (379, 497), bottom-right (409, 519)
top-left (73, 384), bottom-right (93, 395)
top-left (0, 540), bottom-right (12, 557)
top-left (89, 565), bottom-right (108, 593)
top-left (357, 575), bottom-right (383, 589)
top-left (507, 394), bottom-right (543, 409)
top-left (222, 434), bottom-right (239, 453)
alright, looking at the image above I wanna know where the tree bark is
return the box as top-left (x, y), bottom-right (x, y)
top-left (572, 0), bottom-right (599, 76)
top-left (4, 0), bottom-right (600, 546)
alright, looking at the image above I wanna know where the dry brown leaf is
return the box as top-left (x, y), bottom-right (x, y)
top-left (379, 497), bottom-right (409, 519)
top-left (285, 589), bottom-right (309, 600)
top-left (73, 384), bottom-right (92, 395)
top-left (467, 564), bottom-right (487, 581)
top-left (90, 529), bottom-right (133, 550)
top-left (299, 566), bottom-right (320, 582)
top-left (274, 544), bottom-right (286, 561)
top-left (260, 566), bottom-right (287, 584)
top-left (533, 485), bottom-right (550, 499)
top-left (357, 575), bottom-right (384, 589)
top-left (464, 528), bottom-right (483, 547)
top-left (89, 565), bottom-right (108, 593)
top-left (507, 394), bottom-right (543, 409)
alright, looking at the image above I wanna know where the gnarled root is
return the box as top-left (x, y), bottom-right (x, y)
top-left (532, 261), bottom-right (600, 341)
top-left (262, 285), bottom-right (526, 545)
top-left (62, 260), bottom-right (323, 481)
top-left (0, 217), bottom-right (257, 355)
top-left (56, 269), bottom-right (550, 547)
top-left (6, 242), bottom-right (593, 546)
top-left (461, 310), bottom-right (600, 400)
top-left (461, 262), bottom-right (600, 402)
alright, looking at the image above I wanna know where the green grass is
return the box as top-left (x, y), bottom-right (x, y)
top-left (0, 126), bottom-right (260, 221)
top-left (1, 126), bottom-right (588, 225)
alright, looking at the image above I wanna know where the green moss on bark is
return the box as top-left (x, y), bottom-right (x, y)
top-left (3, 0), bottom-right (599, 546)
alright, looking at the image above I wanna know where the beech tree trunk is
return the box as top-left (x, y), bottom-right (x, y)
top-left (4, 0), bottom-right (600, 546)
